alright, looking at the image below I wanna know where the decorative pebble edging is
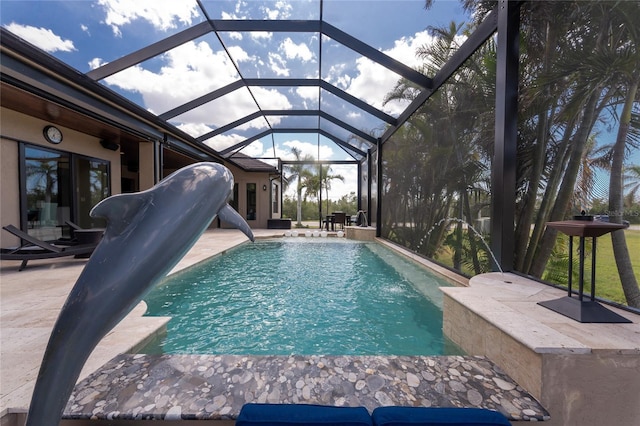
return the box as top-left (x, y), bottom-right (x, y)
top-left (64, 354), bottom-right (550, 422)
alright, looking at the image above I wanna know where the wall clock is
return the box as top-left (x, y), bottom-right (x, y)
top-left (43, 125), bottom-right (63, 144)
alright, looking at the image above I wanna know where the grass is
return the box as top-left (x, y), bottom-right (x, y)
top-left (592, 229), bottom-right (640, 305)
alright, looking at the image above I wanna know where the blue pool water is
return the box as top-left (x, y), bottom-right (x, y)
top-left (142, 239), bottom-right (461, 356)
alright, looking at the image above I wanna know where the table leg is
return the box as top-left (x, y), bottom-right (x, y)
top-left (591, 237), bottom-right (597, 301)
top-left (568, 236), bottom-right (573, 297)
top-left (578, 236), bottom-right (585, 301)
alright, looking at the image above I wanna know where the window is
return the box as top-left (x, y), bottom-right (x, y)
top-left (272, 183), bottom-right (279, 214)
top-left (246, 183), bottom-right (256, 220)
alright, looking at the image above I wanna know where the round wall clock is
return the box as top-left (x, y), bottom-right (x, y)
top-left (43, 125), bottom-right (63, 144)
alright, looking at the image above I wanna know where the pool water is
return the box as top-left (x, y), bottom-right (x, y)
top-left (141, 239), bottom-right (462, 356)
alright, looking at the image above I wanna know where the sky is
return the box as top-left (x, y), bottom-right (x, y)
top-left (1, 0), bottom-right (469, 200)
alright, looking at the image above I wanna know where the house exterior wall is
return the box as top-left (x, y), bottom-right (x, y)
top-left (0, 107), bottom-right (121, 247)
top-left (0, 106), bottom-right (277, 248)
top-left (224, 163), bottom-right (273, 230)
top-left (0, 136), bottom-right (20, 247)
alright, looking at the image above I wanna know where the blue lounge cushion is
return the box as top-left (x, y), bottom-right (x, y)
top-left (236, 403), bottom-right (373, 426)
top-left (371, 407), bottom-right (512, 426)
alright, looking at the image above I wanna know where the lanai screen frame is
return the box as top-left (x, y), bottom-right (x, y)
top-left (1, 0), bottom-right (519, 271)
top-left (85, 0), bottom-right (516, 270)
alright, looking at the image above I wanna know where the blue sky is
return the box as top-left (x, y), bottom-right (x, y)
top-left (1, 0), bottom-right (469, 199)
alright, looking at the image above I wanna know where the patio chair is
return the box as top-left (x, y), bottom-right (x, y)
top-left (0, 225), bottom-right (99, 271)
top-left (333, 211), bottom-right (347, 230)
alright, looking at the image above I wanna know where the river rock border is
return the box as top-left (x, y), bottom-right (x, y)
top-left (64, 354), bottom-right (549, 421)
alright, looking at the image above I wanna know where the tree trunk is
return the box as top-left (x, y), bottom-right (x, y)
top-left (522, 118), bottom-right (574, 273)
top-left (514, 20), bottom-right (559, 271)
top-left (608, 75), bottom-right (640, 308)
top-left (463, 191), bottom-right (482, 274)
top-left (529, 91), bottom-right (601, 277)
top-left (296, 186), bottom-right (303, 226)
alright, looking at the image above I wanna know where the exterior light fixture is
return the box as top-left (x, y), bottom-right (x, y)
top-left (263, 184), bottom-right (267, 191)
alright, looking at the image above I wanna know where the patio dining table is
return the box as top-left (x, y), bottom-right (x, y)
top-left (324, 215), bottom-right (335, 231)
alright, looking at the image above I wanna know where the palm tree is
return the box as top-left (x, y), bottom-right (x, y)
top-left (318, 165), bottom-right (344, 216)
top-left (525, 1), bottom-right (620, 271)
top-left (283, 147), bottom-right (314, 226)
top-left (623, 164), bottom-right (640, 207)
top-left (604, 2), bottom-right (640, 307)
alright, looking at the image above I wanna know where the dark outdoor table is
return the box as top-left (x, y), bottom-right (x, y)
top-left (324, 215), bottom-right (335, 231)
top-left (538, 219), bottom-right (630, 323)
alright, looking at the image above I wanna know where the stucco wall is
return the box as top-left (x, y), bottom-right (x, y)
top-left (224, 163), bottom-right (273, 229)
top-left (138, 142), bottom-right (155, 191)
top-left (0, 137), bottom-right (20, 247)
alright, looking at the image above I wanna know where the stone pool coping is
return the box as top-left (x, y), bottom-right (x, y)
top-left (64, 354), bottom-right (549, 422)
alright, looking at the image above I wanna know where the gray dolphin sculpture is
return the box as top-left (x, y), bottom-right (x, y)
top-left (26, 162), bottom-right (254, 425)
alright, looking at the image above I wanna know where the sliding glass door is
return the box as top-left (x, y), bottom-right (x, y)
top-left (22, 144), bottom-right (110, 239)
top-left (74, 156), bottom-right (109, 228)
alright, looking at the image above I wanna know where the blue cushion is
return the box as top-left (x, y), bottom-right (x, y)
top-left (236, 403), bottom-right (373, 426)
top-left (371, 407), bottom-right (511, 426)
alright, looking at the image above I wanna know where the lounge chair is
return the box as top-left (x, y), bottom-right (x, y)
top-left (64, 220), bottom-right (83, 231)
top-left (0, 225), bottom-right (99, 271)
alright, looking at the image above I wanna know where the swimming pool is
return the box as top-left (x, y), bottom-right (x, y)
top-left (141, 239), bottom-right (461, 356)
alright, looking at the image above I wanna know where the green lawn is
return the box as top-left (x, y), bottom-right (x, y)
top-left (593, 229), bottom-right (640, 305)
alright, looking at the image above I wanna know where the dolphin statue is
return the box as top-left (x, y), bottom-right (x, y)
top-left (26, 162), bottom-right (254, 425)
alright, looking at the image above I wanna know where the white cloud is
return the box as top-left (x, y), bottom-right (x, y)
top-left (202, 133), bottom-right (246, 151)
top-left (346, 58), bottom-right (405, 114)
top-left (88, 57), bottom-right (103, 69)
top-left (341, 30), bottom-right (439, 115)
top-left (296, 86), bottom-right (318, 100)
top-left (281, 37), bottom-right (314, 62)
top-left (268, 52), bottom-right (289, 77)
top-left (176, 122), bottom-right (212, 138)
top-left (252, 87), bottom-right (292, 110)
top-left (4, 23), bottom-right (75, 53)
top-left (97, 0), bottom-right (200, 36)
top-left (227, 45), bottom-right (254, 62)
top-left (97, 40), bottom-right (273, 129)
top-left (262, 0), bottom-right (292, 20)
top-left (281, 140), bottom-right (334, 160)
top-left (239, 141), bottom-right (266, 157)
top-left (98, 35), bottom-right (292, 132)
top-left (250, 32), bottom-right (273, 41)
top-left (221, 11), bottom-right (240, 20)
